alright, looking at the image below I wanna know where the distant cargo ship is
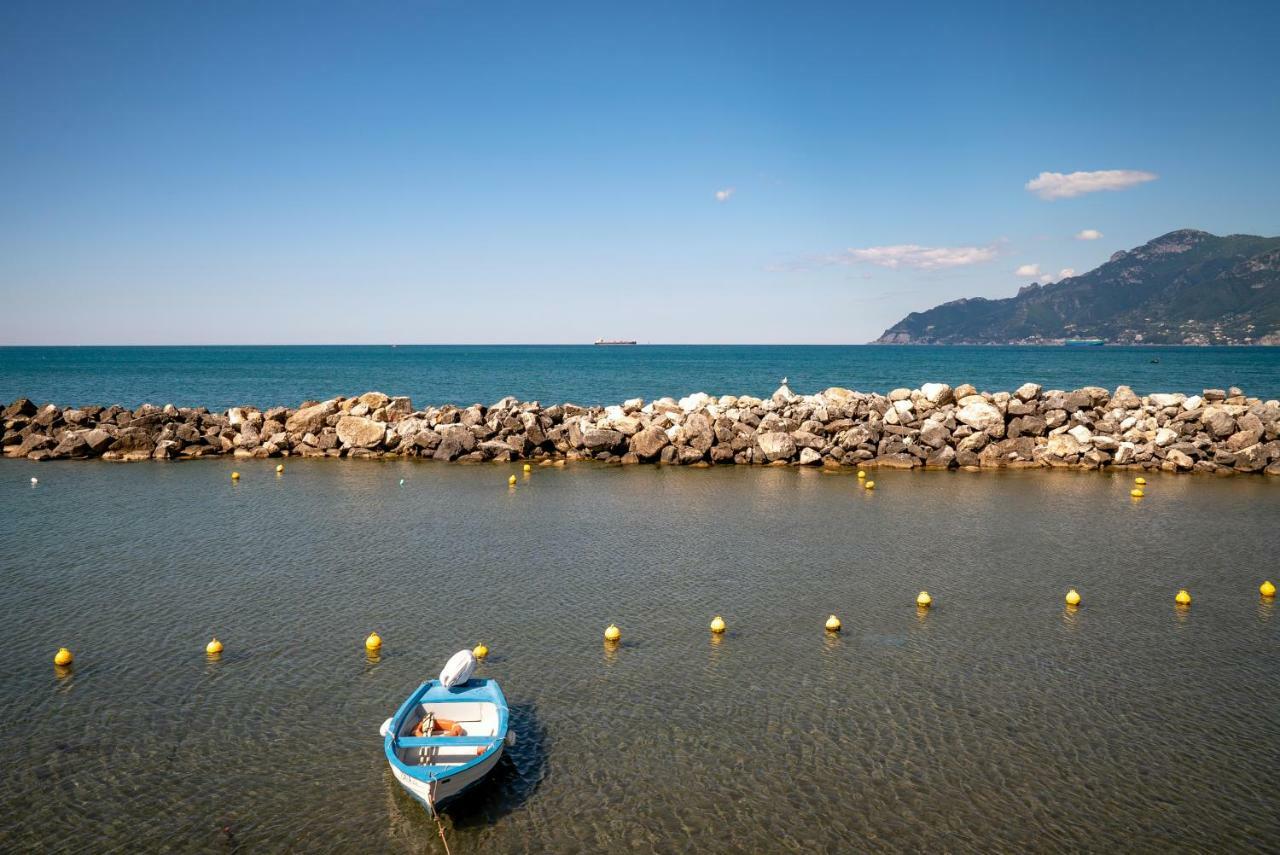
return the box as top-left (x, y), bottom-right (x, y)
top-left (1063, 338), bottom-right (1105, 346)
top-left (594, 339), bottom-right (637, 346)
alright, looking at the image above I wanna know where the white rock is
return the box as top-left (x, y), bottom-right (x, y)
top-left (228, 407), bottom-right (248, 427)
top-left (1067, 425), bottom-right (1093, 445)
top-left (1014, 383), bottom-right (1042, 401)
top-left (1045, 433), bottom-right (1082, 456)
top-left (920, 383), bottom-right (953, 405)
top-left (1149, 393), bottom-right (1185, 408)
top-left (679, 392), bottom-right (711, 412)
top-left (956, 401), bottom-right (1003, 431)
top-left (603, 405), bottom-right (626, 421)
top-left (623, 398), bottom-right (645, 412)
top-left (1120, 416), bottom-right (1138, 431)
top-left (893, 399), bottom-right (914, 415)
top-left (1154, 427), bottom-right (1179, 447)
top-left (1183, 395), bottom-right (1203, 411)
top-left (1114, 441), bottom-right (1136, 464)
top-left (799, 447), bottom-right (822, 465)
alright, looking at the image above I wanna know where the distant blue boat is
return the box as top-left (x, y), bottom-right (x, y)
top-left (381, 678), bottom-right (512, 813)
top-left (1063, 338), bottom-right (1106, 346)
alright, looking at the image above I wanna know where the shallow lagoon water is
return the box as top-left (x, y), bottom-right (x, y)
top-left (1, 460), bottom-right (1278, 853)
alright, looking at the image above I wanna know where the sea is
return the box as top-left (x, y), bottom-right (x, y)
top-left (1, 345), bottom-right (1278, 852)
top-left (1, 344), bottom-right (1278, 408)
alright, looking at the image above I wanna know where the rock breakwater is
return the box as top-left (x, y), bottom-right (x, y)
top-left (5, 383), bottom-right (1280, 474)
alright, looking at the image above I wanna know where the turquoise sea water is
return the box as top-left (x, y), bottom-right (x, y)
top-left (2, 345), bottom-right (1278, 409)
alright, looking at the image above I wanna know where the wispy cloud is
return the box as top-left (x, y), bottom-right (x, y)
top-left (1018, 264), bottom-right (1076, 284)
top-left (828, 243), bottom-right (998, 270)
top-left (1025, 170), bottom-right (1157, 200)
top-left (714, 187), bottom-right (735, 203)
top-left (1075, 229), bottom-right (1103, 240)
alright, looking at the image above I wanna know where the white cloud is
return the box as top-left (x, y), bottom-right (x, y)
top-left (1025, 170), bottom-right (1157, 200)
top-left (714, 187), bottom-right (735, 203)
top-left (1034, 267), bottom-right (1077, 285)
top-left (835, 243), bottom-right (998, 270)
top-left (1075, 229), bottom-right (1103, 240)
top-left (1015, 263), bottom-right (1041, 277)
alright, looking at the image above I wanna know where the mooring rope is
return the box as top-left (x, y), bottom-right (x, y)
top-left (428, 782), bottom-right (453, 855)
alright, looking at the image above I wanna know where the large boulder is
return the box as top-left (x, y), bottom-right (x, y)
top-left (920, 383), bottom-right (954, 406)
top-left (581, 428), bottom-right (625, 452)
top-left (918, 421), bottom-right (950, 449)
top-left (286, 400), bottom-right (338, 435)
top-left (1014, 383), bottom-right (1042, 402)
top-left (1201, 407), bottom-right (1236, 438)
top-left (111, 427), bottom-right (155, 454)
top-left (956, 401), bottom-right (1003, 432)
top-left (358, 391), bottom-right (391, 410)
top-left (629, 426), bottom-right (670, 460)
top-left (82, 428), bottom-right (116, 454)
top-left (4, 398), bottom-right (37, 419)
top-left (336, 416), bottom-right (387, 448)
top-left (756, 431), bottom-right (796, 462)
top-left (1110, 385), bottom-right (1142, 409)
top-left (1044, 433), bottom-right (1082, 458)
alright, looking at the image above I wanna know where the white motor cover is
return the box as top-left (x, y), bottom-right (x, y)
top-left (439, 649), bottom-right (478, 688)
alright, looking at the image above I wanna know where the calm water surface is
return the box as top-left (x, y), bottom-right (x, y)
top-left (3, 345), bottom-right (1278, 408)
top-left (1, 460), bottom-right (1278, 853)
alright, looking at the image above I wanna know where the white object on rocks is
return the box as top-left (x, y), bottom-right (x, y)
top-left (30, 477), bottom-right (38, 486)
top-left (1154, 427), bottom-right (1179, 447)
top-left (439, 649), bottom-right (478, 688)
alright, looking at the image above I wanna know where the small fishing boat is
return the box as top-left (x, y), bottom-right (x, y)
top-left (381, 668), bottom-right (512, 813)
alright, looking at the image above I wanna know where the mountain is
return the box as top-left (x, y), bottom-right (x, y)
top-left (875, 230), bottom-right (1280, 345)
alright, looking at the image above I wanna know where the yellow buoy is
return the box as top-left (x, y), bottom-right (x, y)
top-left (1260, 580), bottom-right (1275, 598)
top-left (1130, 488), bottom-right (1144, 498)
top-left (604, 624), bottom-right (621, 643)
top-left (916, 591), bottom-right (932, 608)
top-left (365, 631), bottom-right (382, 651)
top-left (276, 463), bottom-right (284, 474)
top-left (856, 470), bottom-right (867, 479)
top-left (1065, 588), bottom-right (1081, 607)
top-left (231, 471), bottom-right (240, 481)
top-left (1135, 476), bottom-right (1147, 486)
top-left (710, 615), bottom-right (726, 634)
top-left (864, 480), bottom-right (875, 490)
top-left (1175, 589), bottom-right (1192, 606)
top-left (473, 642), bottom-right (489, 660)
top-left (508, 474), bottom-right (517, 486)
top-left (206, 637), bottom-right (223, 655)
top-left (53, 647), bottom-right (73, 666)
top-left (824, 614), bottom-right (841, 632)
top-left (523, 463), bottom-right (532, 472)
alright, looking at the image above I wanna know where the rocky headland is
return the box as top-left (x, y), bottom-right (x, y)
top-left (4, 383), bottom-right (1280, 475)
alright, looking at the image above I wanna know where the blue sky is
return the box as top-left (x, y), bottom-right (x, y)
top-left (2, 0), bottom-right (1277, 344)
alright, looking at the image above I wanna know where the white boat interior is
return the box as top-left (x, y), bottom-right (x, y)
top-left (395, 701), bottom-right (501, 767)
